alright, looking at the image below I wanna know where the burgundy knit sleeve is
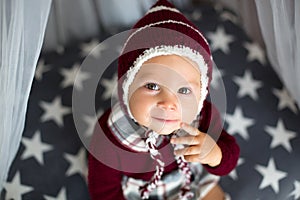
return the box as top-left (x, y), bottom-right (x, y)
top-left (87, 110), bottom-right (126, 200)
top-left (199, 100), bottom-right (240, 176)
top-left (88, 153), bottom-right (125, 200)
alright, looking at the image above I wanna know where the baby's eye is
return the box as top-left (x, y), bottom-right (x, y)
top-left (145, 83), bottom-right (160, 91)
top-left (178, 87), bottom-right (191, 94)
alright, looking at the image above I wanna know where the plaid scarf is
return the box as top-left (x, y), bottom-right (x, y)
top-left (108, 103), bottom-right (199, 199)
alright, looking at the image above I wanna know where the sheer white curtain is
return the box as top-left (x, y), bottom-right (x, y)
top-left (0, 0), bottom-right (52, 191)
top-left (43, 0), bottom-right (189, 51)
top-left (255, 0), bottom-right (300, 106)
top-left (43, 0), bottom-right (155, 51)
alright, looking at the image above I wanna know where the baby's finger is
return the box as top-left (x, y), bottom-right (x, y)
top-left (174, 146), bottom-right (200, 156)
top-left (170, 135), bottom-right (200, 145)
top-left (180, 122), bottom-right (201, 136)
top-left (183, 154), bottom-right (202, 163)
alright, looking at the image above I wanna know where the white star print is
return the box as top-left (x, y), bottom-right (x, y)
top-left (244, 42), bottom-right (266, 65)
top-left (39, 96), bottom-right (71, 127)
top-left (214, 2), bottom-right (223, 13)
top-left (82, 115), bottom-right (97, 138)
top-left (289, 180), bottom-right (300, 200)
top-left (56, 45), bottom-right (65, 55)
top-left (115, 44), bottom-right (124, 55)
top-left (35, 59), bottom-right (51, 81)
top-left (265, 119), bottom-right (297, 152)
top-left (207, 26), bottom-right (234, 54)
top-left (228, 157), bottom-right (245, 180)
top-left (233, 70), bottom-right (263, 100)
top-left (220, 11), bottom-right (238, 24)
top-left (225, 106), bottom-right (255, 140)
top-left (255, 157), bottom-right (287, 193)
top-left (44, 187), bottom-right (67, 200)
top-left (101, 73), bottom-right (118, 100)
top-left (64, 148), bottom-right (88, 181)
top-left (210, 66), bottom-right (225, 90)
top-left (273, 87), bottom-right (298, 113)
top-left (191, 10), bottom-right (202, 21)
top-left (80, 39), bottom-right (106, 58)
top-left (4, 171), bottom-right (33, 200)
top-left (21, 130), bottom-right (53, 165)
top-left (82, 109), bottom-right (103, 138)
top-left (60, 63), bottom-right (91, 91)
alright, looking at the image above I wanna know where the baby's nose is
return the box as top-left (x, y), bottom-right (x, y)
top-left (157, 89), bottom-right (178, 111)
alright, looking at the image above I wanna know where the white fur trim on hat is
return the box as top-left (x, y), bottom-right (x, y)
top-left (122, 45), bottom-right (209, 120)
top-left (146, 5), bottom-right (180, 14)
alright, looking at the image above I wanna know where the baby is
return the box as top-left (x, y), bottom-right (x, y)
top-left (88, 0), bottom-right (240, 199)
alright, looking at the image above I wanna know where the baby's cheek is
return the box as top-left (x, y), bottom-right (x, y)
top-left (129, 93), bottom-right (151, 125)
top-left (182, 110), bottom-right (198, 124)
top-left (179, 98), bottom-right (199, 123)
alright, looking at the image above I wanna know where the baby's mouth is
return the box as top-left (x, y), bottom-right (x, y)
top-left (152, 117), bottom-right (180, 123)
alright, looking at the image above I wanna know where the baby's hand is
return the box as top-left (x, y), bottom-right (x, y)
top-left (170, 122), bottom-right (222, 167)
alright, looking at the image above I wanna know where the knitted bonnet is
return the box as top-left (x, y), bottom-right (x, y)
top-left (118, 0), bottom-right (213, 115)
top-left (117, 0), bottom-right (213, 199)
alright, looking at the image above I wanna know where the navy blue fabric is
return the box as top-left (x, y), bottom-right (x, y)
top-left (1, 4), bottom-right (300, 200)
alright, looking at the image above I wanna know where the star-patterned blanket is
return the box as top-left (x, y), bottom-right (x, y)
top-left (1, 3), bottom-right (300, 200)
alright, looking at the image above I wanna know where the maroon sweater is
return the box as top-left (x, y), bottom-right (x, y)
top-left (88, 100), bottom-right (240, 200)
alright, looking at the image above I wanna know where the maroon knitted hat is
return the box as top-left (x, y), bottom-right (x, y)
top-left (118, 0), bottom-right (213, 118)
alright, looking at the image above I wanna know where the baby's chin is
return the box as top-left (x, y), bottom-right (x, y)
top-left (156, 130), bottom-right (178, 135)
top-left (138, 120), bottom-right (183, 135)
top-left (149, 125), bottom-right (181, 135)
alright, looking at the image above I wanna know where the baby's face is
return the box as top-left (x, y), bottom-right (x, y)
top-left (128, 55), bottom-right (201, 135)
